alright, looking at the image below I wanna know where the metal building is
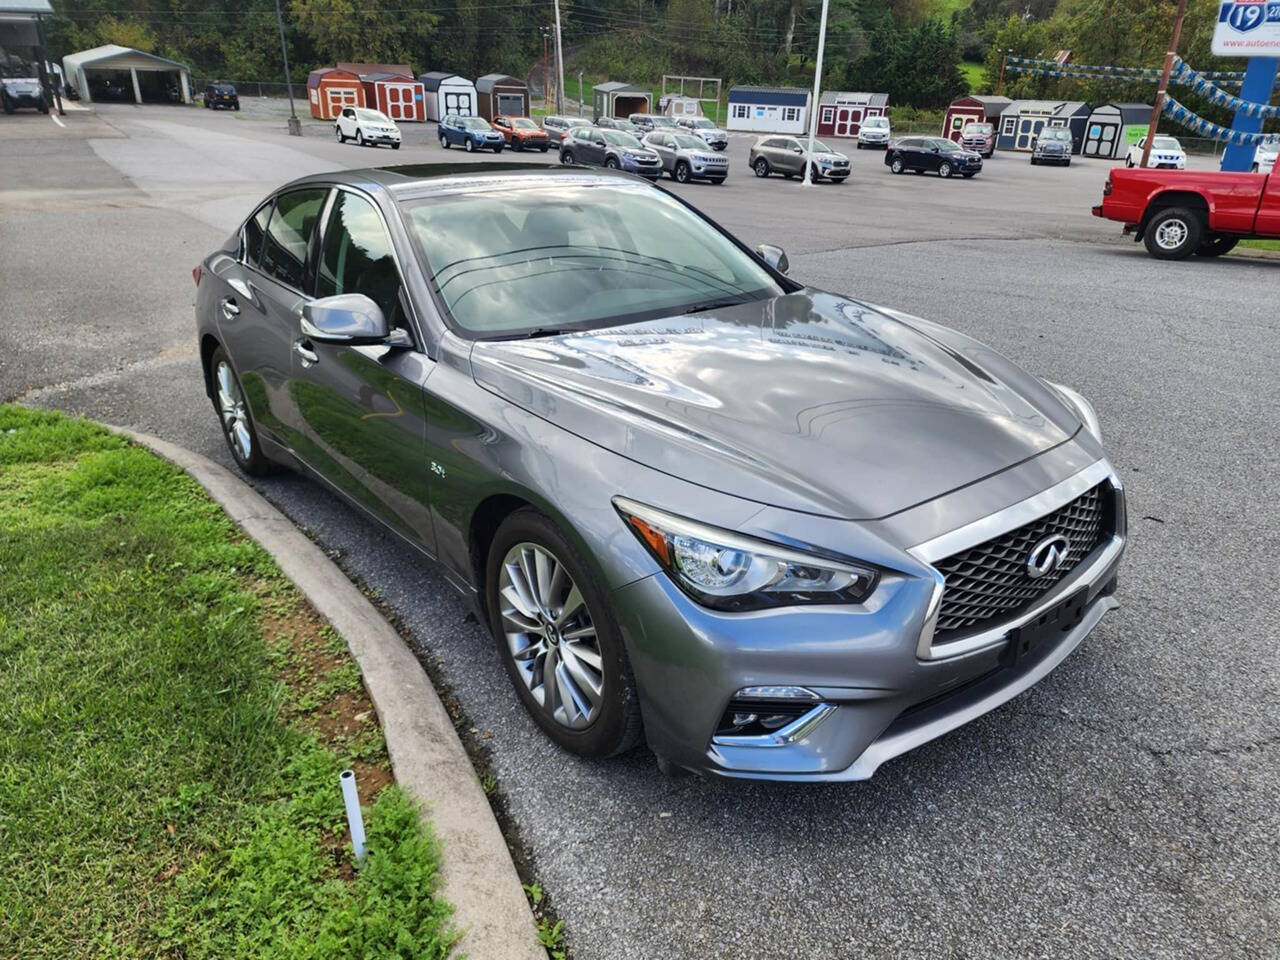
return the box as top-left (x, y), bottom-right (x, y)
top-left (62, 44), bottom-right (191, 104)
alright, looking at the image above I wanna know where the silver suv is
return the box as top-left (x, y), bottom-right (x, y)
top-left (676, 116), bottom-right (729, 151)
top-left (749, 135), bottom-right (850, 183)
top-left (560, 125), bottom-right (662, 179)
top-left (643, 131), bottom-right (729, 183)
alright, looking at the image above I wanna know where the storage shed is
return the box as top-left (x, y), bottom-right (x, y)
top-left (659, 94), bottom-right (701, 118)
top-left (475, 73), bottom-right (528, 119)
top-left (996, 100), bottom-right (1064, 152)
top-left (1081, 103), bottom-right (1151, 159)
top-left (419, 71), bottom-right (476, 120)
top-left (593, 80), bottom-right (652, 119)
top-left (360, 72), bottom-right (425, 121)
top-left (338, 61), bottom-right (413, 78)
top-left (816, 91), bottom-right (888, 138)
top-left (726, 85), bottom-right (809, 134)
top-left (62, 44), bottom-right (191, 104)
top-left (307, 67), bottom-right (365, 120)
top-left (942, 95), bottom-right (1011, 142)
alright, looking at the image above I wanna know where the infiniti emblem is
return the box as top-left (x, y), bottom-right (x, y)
top-left (1026, 534), bottom-right (1071, 579)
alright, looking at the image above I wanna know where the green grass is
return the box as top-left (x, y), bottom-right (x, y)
top-left (960, 60), bottom-right (986, 94)
top-left (1239, 238), bottom-right (1280, 251)
top-left (0, 405), bottom-right (457, 959)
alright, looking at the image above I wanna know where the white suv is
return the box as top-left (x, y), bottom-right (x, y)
top-left (1253, 137), bottom-right (1279, 174)
top-left (335, 107), bottom-right (402, 149)
top-left (857, 116), bottom-right (891, 149)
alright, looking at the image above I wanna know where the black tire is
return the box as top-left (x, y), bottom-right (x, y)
top-left (486, 509), bottom-right (643, 759)
top-left (440, 134), bottom-right (450, 148)
top-left (674, 160), bottom-right (691, 183)
top-left (605, 155), bottom-right (619, 169)
top-left (1030, 156), bottom-right (1038, 165)
top-left (1252, 163), bottom-right (1260, 173)
top-left (335, 125), bottom-right (345, 142)
top-left (938, 160), bottom-right (954, 179)
top-left (1143, 206), bottom-right (1203, 260)
top-left (890, 155), bottom-right (904, 174)
top-left (1195, 234), bottom-right (1239, 258)
top-left (209, 346), bottom-right (273, 477)
top-left (539, 145), bottom-right (548, 152)
top-left (392, 142), bottom-right (400, 150)
top-left (1125, 156), bottom-right (1134, 168)
top-left (355, 129), bottom-right (364, 146)
top-left (754, 157), bottom-right (770, 177)
top-left (464, 138), bottom-right (474, 152)
top-left (2, 98), bottom-right (13, 115)
top-left (204, 99), bottom-right (210, 109)
top-left (233, 103), bottom-right (240, 111)
top-left (830, 175), bottom-right (847, 184)
top-left (709, 177), bottom-right (725, 184)
top-left (962, 172), bottom-right (976, 178)
top-left (493, 145), bottom-right (503, 153)
top-left (561, 150), bottom-right (574, 164)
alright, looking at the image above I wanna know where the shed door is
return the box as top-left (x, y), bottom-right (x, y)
top-left (444, 89), bottom-right (473, 116)
top-left (948, 111), bottom-right (971, 141)
top-left (835, 106), bottom-right (860, 137)
top-left (382, 82), bottom-right (417, 120)
top-left (1083, 121), bottom-right (1117, 158)
top-left (1015, 115), bottom-right (1045, 150)
top-left (326, 86), bottom-right (359, 118)
top-left (497, 92), bottom-right (524, 116)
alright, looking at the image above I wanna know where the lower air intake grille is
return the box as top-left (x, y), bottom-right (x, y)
top-left (933, 484), bottom-right (1107, 637)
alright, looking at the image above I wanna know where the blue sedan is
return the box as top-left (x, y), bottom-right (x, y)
top-left (438, 115), bottom-right (506, 153)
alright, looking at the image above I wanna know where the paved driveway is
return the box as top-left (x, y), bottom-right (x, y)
top-left (3, 104), bottom-right (1277, 960)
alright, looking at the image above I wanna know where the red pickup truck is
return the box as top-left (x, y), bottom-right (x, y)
top-left (1093, 167), bottom-right (1280, 260)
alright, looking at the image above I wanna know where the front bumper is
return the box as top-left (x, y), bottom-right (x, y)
top-left (613, 461), bottom-right (1125, 782)
top-left (622, 158), bottom-right (663, 178)
top-left (1034, 151), bottom-right (1071, 164)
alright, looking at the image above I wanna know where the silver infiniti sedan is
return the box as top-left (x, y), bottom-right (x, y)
top-left (194, 163), bottom-right (1125, 782)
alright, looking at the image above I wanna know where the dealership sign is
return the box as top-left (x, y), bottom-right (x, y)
top-left (1213, 0), bottom-right (1280, 55)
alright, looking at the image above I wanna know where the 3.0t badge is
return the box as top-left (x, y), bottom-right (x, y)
top-left (1026, 534), bottom-right (1071, 579)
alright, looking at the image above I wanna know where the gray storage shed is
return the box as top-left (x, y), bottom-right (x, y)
top-left (63, 44), bottom-right (190, 103)
top-left (1082, 103), bottom-right (1152, 159)
top-left (593, 81), bottom-right (651, 120)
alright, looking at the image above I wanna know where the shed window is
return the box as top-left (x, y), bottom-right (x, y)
top-left (821, 106), bottom-right (834, 122)
top-left (732, 104), bottom-right (748, 119)
top-left (1002, 117), bottom-right (1015, 135)
top-left (783, 107), bottom-right (799, 122)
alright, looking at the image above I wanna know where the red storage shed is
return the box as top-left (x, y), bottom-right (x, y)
top-left (308, 67), bottom-right (365, 120)
top-left (942, 95), bottom-right (1011, 143)
top-left (816, 91), bottom-right (888, 138)
top-left (361, 72), bottom-right (426, 122)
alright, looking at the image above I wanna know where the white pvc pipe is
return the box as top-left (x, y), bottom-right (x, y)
top-left (339, 769), bottom-right (367, 864)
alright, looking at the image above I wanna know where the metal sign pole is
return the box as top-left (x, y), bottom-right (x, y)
top-left (802, 0), bottom-right (831, 187)
top-left (274, 0), bottom-right (302, 136)
top-left (553, 0), bottom-right (566, 115)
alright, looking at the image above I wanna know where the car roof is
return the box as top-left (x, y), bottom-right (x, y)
top-left (274, 163), bottom-right (644, 201)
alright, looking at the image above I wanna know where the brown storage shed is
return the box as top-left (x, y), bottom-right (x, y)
top-left (475, 73), bottom-right (528, 119)
top-left (308, 67), bottom-right (365, 120)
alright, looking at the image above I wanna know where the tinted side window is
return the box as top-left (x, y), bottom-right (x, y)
top-left (315, 191), bottom-right (407, 332)
top-left (242, 201), bottom-right (272, 265)
top-left (261, 188), bottom-right (328, 290)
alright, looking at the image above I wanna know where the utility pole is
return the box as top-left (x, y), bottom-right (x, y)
top-left (996, 49), bottom-right (1012, 97)
top-left (1141, 0), bottom-right (1189, 169)
top-left (552, 0), bottom-right (566, 115)
top-left (801, 0), bottom-right (830, 187)
top-left (274, 0), bottom-right (301, 135)
top-left (578, 70), bottom-right (584, 116)
top-left (541, 27), bottom-right (550, 111)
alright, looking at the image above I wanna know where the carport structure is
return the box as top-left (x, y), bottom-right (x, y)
top-left (62, 44), bottom-right (190, 104)
top-left (593, 81), bottom-right (651, 120)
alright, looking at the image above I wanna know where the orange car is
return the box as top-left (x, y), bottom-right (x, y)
top-left (491, 115), bottom-right (551, 152)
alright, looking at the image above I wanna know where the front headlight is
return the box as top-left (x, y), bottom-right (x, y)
top-left (1044, 380), bottom-right (1102, 443)
top-left (614, 498), bottom-right (879, 611)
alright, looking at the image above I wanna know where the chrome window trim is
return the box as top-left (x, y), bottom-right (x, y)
top-left (908, 458), bottom-right (1122, 661)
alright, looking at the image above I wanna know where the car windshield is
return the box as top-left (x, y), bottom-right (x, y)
top-left (649, 116), bottom-right (676, 127)
top-left (460, 117), bottom-right (491, 130)
top-left (688, 118), bottom-right (714, 128)
top-left (1041, 129), bottom-right (1071, 141)
top-left (0, 60), bottom-right (36, 79)
top-left (1153, 137), bottom-right (1180, 151)
top-left (964, 123), bottom-right (992, 134)
top-left (604, 131), bottom-right (642, 147)
top-left (402, 182), bottom-right (784, 337)
top-left (356, 109), bottom-right (390, 122)
top-left (512, 118), bottom-right (538, 129)
top-left (673, 134), bottom-right (708, 150)
top-left (934, 138), bottom-right (962, 151)
top-left (864, 117), bottom-right (889, 128)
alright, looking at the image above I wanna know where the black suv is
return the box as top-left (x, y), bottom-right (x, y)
top-left (204, 83), bottom-right (240, 110)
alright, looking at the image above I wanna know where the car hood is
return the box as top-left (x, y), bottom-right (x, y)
top-left (470, 292), bottom-right (1075, 520)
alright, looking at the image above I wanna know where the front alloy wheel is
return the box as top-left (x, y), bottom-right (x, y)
top-left (440, 133), bottom-right (449, 148)
top-left (465, 138), bottom-right (474, 152)
top-left (890, 156), bottom-right (904, 174)
top-left (674, 160), bottom-right (690, 183)
top-left (487, 511), bottom-right (642, 758)
top-left (939, 160), bottom-right (954, 178)
top-left (355, 129), bottom-right (364, 146)
top-left (753, 157), bottom-right (769, 177)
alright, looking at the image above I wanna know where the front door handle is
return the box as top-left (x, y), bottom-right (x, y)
top-left (220, 297), bottom-right (240, 319)
top-left (294, 339), bottom-right (319, 367)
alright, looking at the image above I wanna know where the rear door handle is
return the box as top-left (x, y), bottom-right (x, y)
top-left (220, 297), bottom-right (240, 319)
top-left (294, 339), bottom-right (318, 367)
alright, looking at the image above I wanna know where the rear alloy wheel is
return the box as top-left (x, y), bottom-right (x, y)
top-left (488, 511), bottom-right (642, 758)
top-left (440, 134), bottom-right (449, 148)
top-left (561, 150), bottom-right (574, 164)
top-left (754, 157), bottom-right (770, 177)
top-left (1144, 206), bottom-right (1203, 260)
top-left (210, 347), bottom-right (272, 477)
top-left (1195, 234), bottom-right (1239, 258)
top-left (465, 138), bottom-right (474, 153)
top-left (890, 156), bottom-right (904, 174)
top-left (674, 160), bottom-right (691, 183)
top-left (938, 160), bottom-right (954, 178)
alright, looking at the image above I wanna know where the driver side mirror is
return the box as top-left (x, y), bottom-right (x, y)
top-left (756, 243), bottom-right (789, 275)
top-left (595, 139), bottom-right (606, 146)
top-left (301, 294), bottom-right (389, 345)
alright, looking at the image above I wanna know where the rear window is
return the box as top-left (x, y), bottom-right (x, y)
top-left (260, 188), bottom-right (327, 290)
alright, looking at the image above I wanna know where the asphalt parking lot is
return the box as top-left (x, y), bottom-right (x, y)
top-left (3, 102), bottom-right (1278, 960)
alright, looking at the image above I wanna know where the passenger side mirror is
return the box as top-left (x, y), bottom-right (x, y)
top-left (301, 294), bottom-right (389, 345)
top-left (792, 146), bottom-right (803, 153)
top-left (595, 138), bottom-right (606, 146)
top-left (756, 243), bottom-right (789, 275)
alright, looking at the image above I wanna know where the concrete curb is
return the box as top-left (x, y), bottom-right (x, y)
top-left (115, 428), bottom-right (545, 960)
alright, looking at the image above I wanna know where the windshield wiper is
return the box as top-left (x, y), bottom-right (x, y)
top-left (683, 294), bottom-right (755, 315)
top-left (489, 326), bottom-right (574, 341)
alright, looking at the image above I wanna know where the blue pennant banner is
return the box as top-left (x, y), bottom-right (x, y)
top-left (1170, 56), bottom-right (1280, 119)
top-left (1162, 95), bottom-right (1280, 145)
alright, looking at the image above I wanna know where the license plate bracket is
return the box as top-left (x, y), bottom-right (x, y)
top-left (1003, 588), bottom-right (1089, 667)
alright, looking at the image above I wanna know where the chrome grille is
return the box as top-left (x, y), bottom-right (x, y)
top-left (933, 484), bottom-right (1107, 636)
